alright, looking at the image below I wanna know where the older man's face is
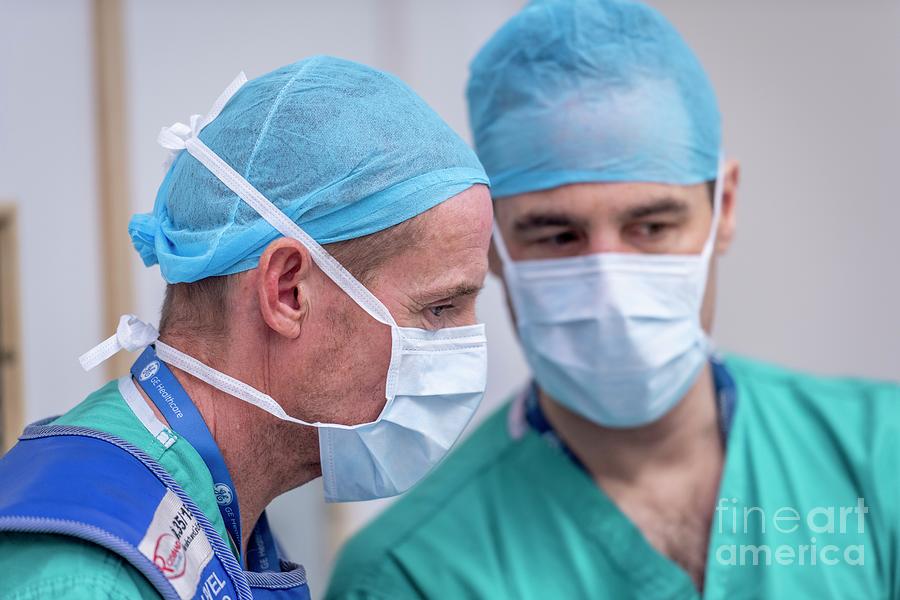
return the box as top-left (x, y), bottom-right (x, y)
top-left (286, 184), bottom-right (493, 428)
top-left (370, 185), bottom-right (494, 330)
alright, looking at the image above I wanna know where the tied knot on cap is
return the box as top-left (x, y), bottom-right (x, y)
top-left (128, 211), bottom-right (161, 267)
top-left (116, 314), bottom-right (160, 352)
top-left (128, 72), bottom-right (248, 270)
top-left (158, 113), bottom-right (205, 171)
top-left (156, 71), bottom-right (248, 172)
top-left (79, 315), bottom-right (160, 371)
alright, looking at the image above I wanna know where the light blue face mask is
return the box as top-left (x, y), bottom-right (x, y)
top-left (82, 74), bottom-right (488, 503)
top-left (493, 168), bottom-right (722, 428)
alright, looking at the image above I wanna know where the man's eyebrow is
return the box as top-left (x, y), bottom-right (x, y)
top-left (513, 212), bottom-right (585, 232)
top-left (417, 281), bottom-right (484, 304)
top-left (621, 198), bottom-right (689, 220)
top-left (510, 198), bottom-right (688, 232)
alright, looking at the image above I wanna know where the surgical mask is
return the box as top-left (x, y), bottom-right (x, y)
top-left (494, 167), bottom-right (722, 428)
top-left (81, 73), bottom-right (488, 503)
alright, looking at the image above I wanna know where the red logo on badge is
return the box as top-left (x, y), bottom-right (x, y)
top-left (153, 533), bottom-right (186, 579)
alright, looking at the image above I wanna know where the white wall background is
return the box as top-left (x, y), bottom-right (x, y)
top-left (2, 1), bottom-right (898, 597)
top-left (656, 0), bottom-right (900, 381)
top-left (0, 1), bottom-right (105, 424)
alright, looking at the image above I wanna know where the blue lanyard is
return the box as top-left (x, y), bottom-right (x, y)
top-left (524, 382), bottom-right (589, 472)
top-left (710, 356), bottom-right (737, 441)
top-left (131, 346), bottom-right (244, 561)
top-left (525, 357), bottom-right (738, 474)
top-left (246, 511), bottom-right (282, 573)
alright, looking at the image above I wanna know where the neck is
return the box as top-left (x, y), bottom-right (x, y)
top-left (540, 364), bottom-right (723, 486)
top-left (135, 348), bottom-right (320, 559)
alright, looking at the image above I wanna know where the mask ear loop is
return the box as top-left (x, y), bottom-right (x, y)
top-left (697, 155), bottom-right (726, 355)
top-left (700, 156), bottom-right (726, 262)
top-left (491, 217), bottom-right (535, 328)
top-left (491, 221), bottom-right (514, 266)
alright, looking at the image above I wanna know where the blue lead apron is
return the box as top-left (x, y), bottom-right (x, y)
top-left (0, 423), bottom-right (310, 599)
top-left (0, 350), bottom-right (312, 599)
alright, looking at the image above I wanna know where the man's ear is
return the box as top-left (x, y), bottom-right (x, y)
top-left (715, 159), bottom-right (740, 255)
top-left (257, 238), bottom-right (312, 339)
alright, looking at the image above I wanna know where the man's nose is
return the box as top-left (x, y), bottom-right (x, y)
top-left (585, 229), bottom-right (631, 255)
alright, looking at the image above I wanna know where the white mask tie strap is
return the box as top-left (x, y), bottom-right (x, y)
top-left (154, 71), bottom-right (398, 329)
top-left (77, 313), bottom-right (366, 429)
top-left (79, 314), bottom-right (159, 371)
top-left (183, 136), bottom-right (399, 329)
top-left (154, 340), bottom-right (361, 430)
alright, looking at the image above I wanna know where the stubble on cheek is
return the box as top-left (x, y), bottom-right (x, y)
top-left (303, 297), bottom-right (391, 426)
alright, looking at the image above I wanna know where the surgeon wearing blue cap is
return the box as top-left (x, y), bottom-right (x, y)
top-left (328, 2), bottom-right (900, 598)
top-left (0, 56), bottom-right (493, 599)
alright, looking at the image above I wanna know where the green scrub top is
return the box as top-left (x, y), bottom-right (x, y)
top-left (326, 355), bottom-right (900, 599)
top-left (0, 379), bottom-right (235, 599)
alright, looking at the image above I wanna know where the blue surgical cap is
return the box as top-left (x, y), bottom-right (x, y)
top-left (130, 56), bottom-right (489, 284)
top-left (467, 0), bottom-right (721, 198)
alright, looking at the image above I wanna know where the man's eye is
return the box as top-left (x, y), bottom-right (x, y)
top-left (536, 231), bottom-right (579, 246)
top-left (633, 222), bottom-right (671, 237)
top-left (429, 304), bottom-right (454, 317)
